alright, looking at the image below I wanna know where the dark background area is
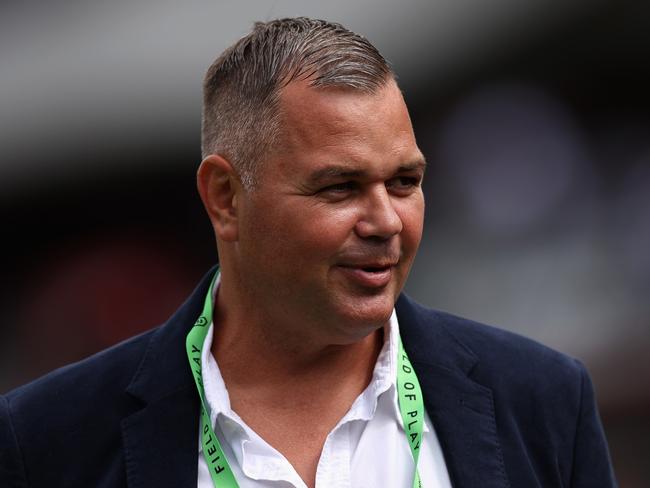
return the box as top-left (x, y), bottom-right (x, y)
top-left (1, 1), bottom-right (648, 485)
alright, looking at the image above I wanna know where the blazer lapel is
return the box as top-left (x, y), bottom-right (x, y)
top-left (120, 268), bottom-right (216, 488)
top-left (397, 295), bottom-right (510, 488)
top-left (121, 387), bottom-right (199, 488)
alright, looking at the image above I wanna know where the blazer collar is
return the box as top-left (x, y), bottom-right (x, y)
top-left (120, 267), bottom-right (218, 488)
top-left (397, 294), bottom-right (510, 488)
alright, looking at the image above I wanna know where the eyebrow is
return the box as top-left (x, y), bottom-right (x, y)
top-left (306, 158), bottom-right (427, 185)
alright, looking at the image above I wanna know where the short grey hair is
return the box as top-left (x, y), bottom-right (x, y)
top-left (201, 17), bottom-right (393, 189)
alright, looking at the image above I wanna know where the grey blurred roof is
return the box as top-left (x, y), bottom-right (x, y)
top-left (0, 0), bottom-right (595, 188)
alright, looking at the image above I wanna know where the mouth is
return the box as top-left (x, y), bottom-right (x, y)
top-left (359, 264), bottom-right (391, 273)
top-left (336, 262), bottom-right (396, 288)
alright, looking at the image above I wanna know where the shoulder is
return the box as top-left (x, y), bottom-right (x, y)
top-left (4, 327), bottom-right (156, 412)
top-left (2, 266), bottom-right (213, 438)
top-left (0, 328), bottom-right (157, 486)
top-left (0, 267), bottom-right (215, 486)
top-left (397, 292), bottom-right (584, 373)
top-left (396, 295), bottom-right (616, 485)
top-left (1, 328), bottom-right (157, 456)
top-left (396, 293), bottom-right (588, 411)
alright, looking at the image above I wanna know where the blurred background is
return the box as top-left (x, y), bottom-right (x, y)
top-left (1, 0), bottom-right (648, 484)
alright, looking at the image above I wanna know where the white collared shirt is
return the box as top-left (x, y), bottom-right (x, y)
top-left (197, 301), bottom-right (451, 487)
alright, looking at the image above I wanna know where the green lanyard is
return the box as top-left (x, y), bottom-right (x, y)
top-left (186, 270), bottom-right (424, 488)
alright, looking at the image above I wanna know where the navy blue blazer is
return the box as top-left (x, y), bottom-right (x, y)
top-left (0, 269), bottom-right (616, 487)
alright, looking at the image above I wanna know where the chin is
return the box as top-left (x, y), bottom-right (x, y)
top-left (336, 294), bottom-right (395, 332)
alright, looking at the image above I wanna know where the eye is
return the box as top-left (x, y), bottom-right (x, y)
top-left (318, 181), bottom-right (358, 194)
top-left (386, 176), bottom-right (421, 193)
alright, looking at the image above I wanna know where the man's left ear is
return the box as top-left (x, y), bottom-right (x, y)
top-left (197, 154), bottom-right (241, 242)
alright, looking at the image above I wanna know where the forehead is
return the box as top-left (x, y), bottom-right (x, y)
top-left (279, 78), bottom-right (408, 136)
top-left (275, 79), bottom-right (421, 175)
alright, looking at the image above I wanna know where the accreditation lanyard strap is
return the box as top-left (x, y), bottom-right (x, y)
top-left (186, 270), bottom-right (425, 488)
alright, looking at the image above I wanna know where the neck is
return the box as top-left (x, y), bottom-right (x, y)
top-left (210, 279), bottom-right (386, 400)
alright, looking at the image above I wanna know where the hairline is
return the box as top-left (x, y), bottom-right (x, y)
top-left (201, 18), bottom-right (395, 190)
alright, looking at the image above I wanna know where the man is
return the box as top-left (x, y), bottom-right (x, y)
top-left (0, 18), bottom-right (615, 488)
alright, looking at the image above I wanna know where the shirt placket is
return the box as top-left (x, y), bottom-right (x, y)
top-left (315, 421), bottom-right (351, 488)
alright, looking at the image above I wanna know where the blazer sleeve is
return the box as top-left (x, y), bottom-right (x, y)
top-left (571, 361), bottom-right (617, 487)
top-left (0, 395), bottom-right (28, 488)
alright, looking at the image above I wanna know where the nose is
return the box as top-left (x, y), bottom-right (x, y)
top-left (354, 186), bottom-right (403, 240)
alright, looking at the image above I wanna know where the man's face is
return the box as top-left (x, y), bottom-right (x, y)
top-left (235, 78), bottom-right (425, 343)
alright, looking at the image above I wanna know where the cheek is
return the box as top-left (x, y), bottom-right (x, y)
top-left (396, 198), bottom-right (425, 252)
top-left (246, 202), bottom-right (358, 262)
top-left (289, 206), bottom-right (359, 256)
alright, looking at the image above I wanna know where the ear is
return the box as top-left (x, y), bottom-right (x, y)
top-left (197, 154), bottom-right (241, 242)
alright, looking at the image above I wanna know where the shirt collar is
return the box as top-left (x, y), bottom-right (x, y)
top-left (340, 309), bottom-right (398, 424)
top-left (338, 310), bottom-right (429, 434)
